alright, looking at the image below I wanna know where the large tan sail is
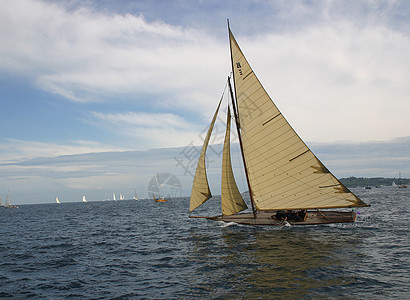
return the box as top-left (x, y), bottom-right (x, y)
top-left (221, 108), bottom-right (248, 215)
top-left (190, 99), bottom-right (222, 212)
top-left (229, 29), bottom-right (368, 211)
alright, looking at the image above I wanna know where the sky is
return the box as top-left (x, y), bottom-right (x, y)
top-left (1, 0), bottom-right (410, 204)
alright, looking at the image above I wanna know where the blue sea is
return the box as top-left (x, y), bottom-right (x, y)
top-left (1, 187), bottom-right (409, 299)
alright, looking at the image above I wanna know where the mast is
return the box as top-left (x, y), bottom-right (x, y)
top-left (227, 21), bottom-right (256, 217)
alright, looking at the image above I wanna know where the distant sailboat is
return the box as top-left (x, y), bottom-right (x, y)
top-left (134, 190), bottom-right (138, 200)
top-left (56, 196), bottom-right (60, 204)
top-left (153, 173), bottom-right (167, 202)
top-left (398, 172), bottom-right (407, 188)
top-left (82, 195), bottom-right (87, 203)
top-left (153, 194), bottom-right (166, 202)
top-left (0, 196), bottom-right (2, 207)
top-left (189, 23), bottom-right (369, 225)
top-left (113, 193), bottom-right (116, 201)
top-left (4, 192), bottom-right (18, 209)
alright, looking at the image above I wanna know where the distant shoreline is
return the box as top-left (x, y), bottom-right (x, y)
top-left (340, 176), bottom-right (408, 188)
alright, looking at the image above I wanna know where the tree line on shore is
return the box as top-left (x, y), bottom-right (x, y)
top-left (339, 176), bottom-right (408, 187)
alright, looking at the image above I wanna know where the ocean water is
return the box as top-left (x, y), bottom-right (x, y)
top-left (0, 187), bottom-right (409, 299)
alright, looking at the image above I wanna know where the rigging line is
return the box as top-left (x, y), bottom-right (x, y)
top-left (228, 76), bottom-right (256, 217)
top-left (228, 23), bottom-right (256, 217)
top-left (220, 76), bottom-right (229, 100)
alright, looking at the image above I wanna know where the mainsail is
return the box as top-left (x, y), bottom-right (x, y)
top-left (189, 98), bottom-right (222, 212)
top-left (228, 28), bottom-right (368, 211)
top-left (221, 108), bottom-right (248, 215)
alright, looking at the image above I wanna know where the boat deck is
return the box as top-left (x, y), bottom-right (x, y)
top-left (209, 210), bottom-right (357, 226)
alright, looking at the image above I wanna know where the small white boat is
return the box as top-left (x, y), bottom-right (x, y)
top-left (4, 192), bottom-right (18, 208)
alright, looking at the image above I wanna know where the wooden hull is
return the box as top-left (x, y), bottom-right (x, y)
top-left (209, 210), bottom-right (357, 226)
top-left (155, 199), bottom-right (167, 202)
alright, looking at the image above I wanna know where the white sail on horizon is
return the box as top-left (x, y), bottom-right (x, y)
top-left (5, 193), bottom-right (12, 207)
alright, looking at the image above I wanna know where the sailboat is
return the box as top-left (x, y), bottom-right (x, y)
top-left (113, 193), bottom-right (116, 201)
top-left (189, 23), bottom-right (370, 226)
top-left (398, 172), bottom-right (407, 188)
top-left (153, 193), bottom-right (167, 202)
top-left (4, 192), bottom-right (18, 209)
top-left (153, 173), bottom-right (167, 202)
top-left (134, 190), bottom-right (138, 200)
top-left (0, 196), bottom-right (2, 207)
top-left (56, 196), bottom-right (60, 204)
top-left (82, 195), bottom-right (87, 203)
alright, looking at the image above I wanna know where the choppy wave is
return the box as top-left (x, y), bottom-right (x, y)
top-left (0, 188), bottom-right (409, 299)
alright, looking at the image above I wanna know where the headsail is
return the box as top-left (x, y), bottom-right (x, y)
top-left (221, 108), bottom-right (248, 215)
top-left (229, 28), bottom-right (368, 211)
top-left (190, 98), bottom-right (223, 212)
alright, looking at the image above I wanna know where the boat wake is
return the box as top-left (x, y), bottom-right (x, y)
top-left (217, 221), bottom-right (240, 227)
top-left (281, 220), bottom-right (292, 227)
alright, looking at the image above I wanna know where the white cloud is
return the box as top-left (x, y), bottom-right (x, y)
top-left (0, 0), bottom-right (227, 112)
top-left (0, 0), bottom-right (409, 146)
top-left (91, 111), bottom-right (192, 129)
top-left (0, 139), bottom-right (127, 163)
top-left (239, 22), bottom-right (410, 142)
top-left (1, 136), bottom-right (409, 204)
top-left (90, 111), bottom-right (202, 149)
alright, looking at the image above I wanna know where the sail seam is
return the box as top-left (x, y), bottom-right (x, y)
top-left (242, 71), bottom-right (254, 80)
top-left (262, 113), bottom-right (281, 126)
top-left (319, 184), bottom-right (342, 188)
top-left (289, 150), bottom-right (310, 162)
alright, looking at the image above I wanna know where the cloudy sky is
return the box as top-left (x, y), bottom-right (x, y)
top-left (1, 0), bottom-right (410, 204)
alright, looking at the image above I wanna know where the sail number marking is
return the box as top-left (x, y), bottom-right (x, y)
top-left (236, 62), bottom-right (243, 75)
